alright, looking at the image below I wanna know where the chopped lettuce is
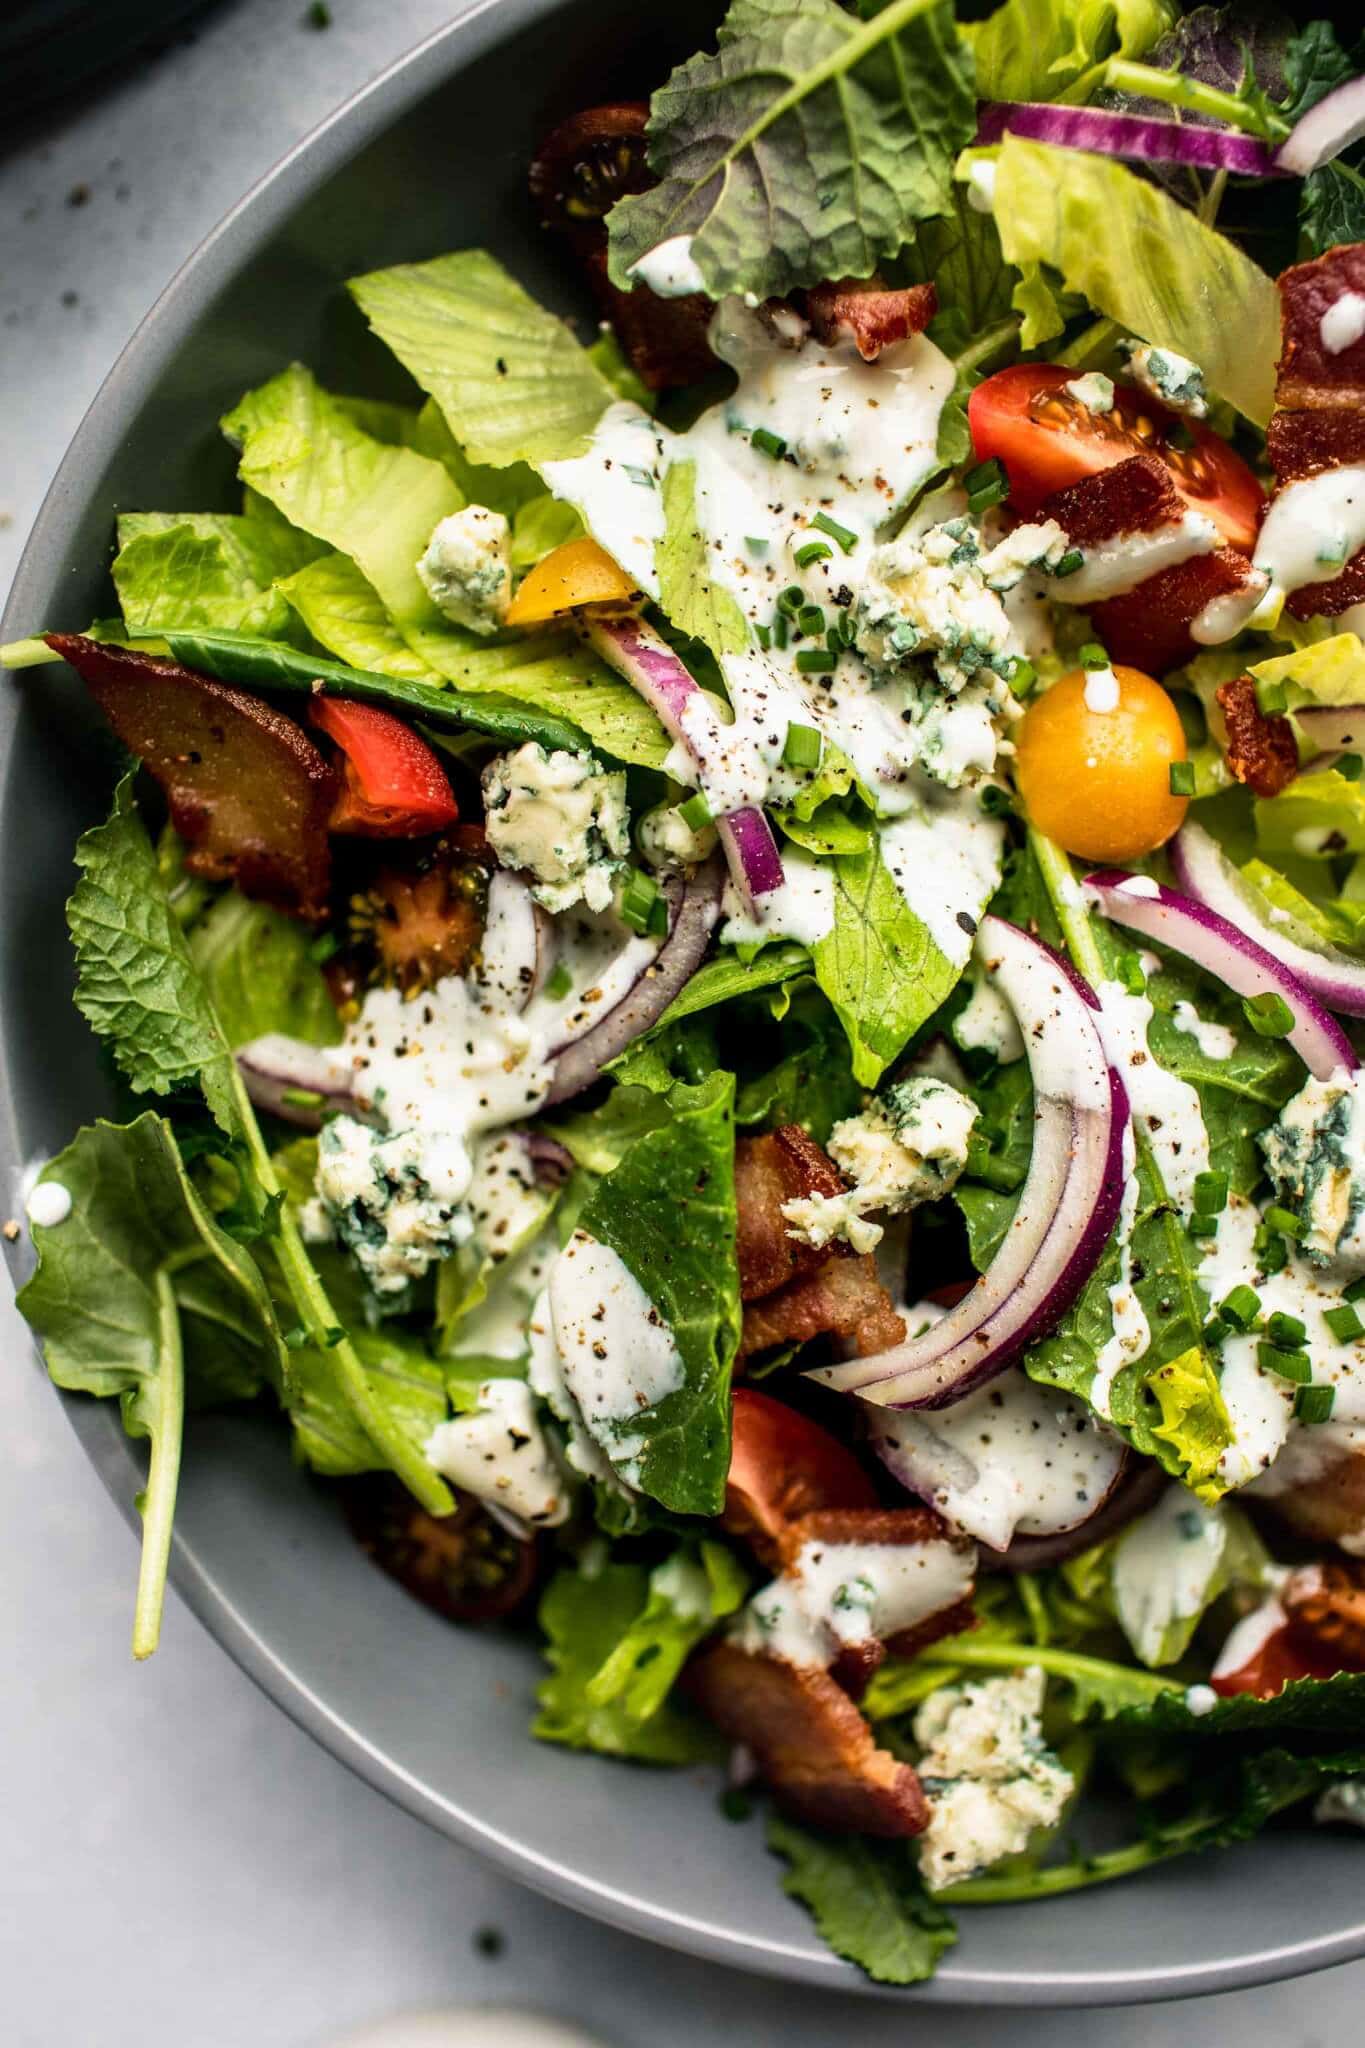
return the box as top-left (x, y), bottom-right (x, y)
top-left (814, 839), bottom-right (960, 1086)
top-left (1250, 632), bottom-right (1365, 710)
top-left (766, 1817), bottom-right (958, 1984)
top-left (990, 136), bottom-right (1280, 424)
top-left (112, 508), bottom-right (324, 642)
top-left (1255, 767), bottom-right (1365, 862)
top-left (348, 249), bottom-right (617, 468)
top-left (657, 461), bottom-right (749, 659)
top-left (186, 891), bottom-right (341, 1051)
top-left (964, 0), bottom-right (1171, 100)
top-left (286, 1324), bottom-right (449, 1478)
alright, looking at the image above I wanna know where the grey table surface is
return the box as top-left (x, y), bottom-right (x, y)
top-left (1, 4), bottom-right (1362, 2043)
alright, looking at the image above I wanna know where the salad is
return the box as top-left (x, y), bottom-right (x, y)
top-left (9, 0), bottom-right (1365, 1987)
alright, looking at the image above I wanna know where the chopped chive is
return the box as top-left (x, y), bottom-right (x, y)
top-left (1258, 1228), bottom-right (1289, 1275)
top-left (308, 931), bottom-right (340, 963)
top-left (744, 535), bottom-right (769, 556)
top-left (323, 1326), bottom-right (346, 1348)
top-left (281, 1087), bottom-right (325, 1110)
top-left (619, 867), bottom-right (663, 935)
top-left (751, 427), bottom-right (787, 459)
top-left (811, 511), bottom-right (858, 554)
top-left (1295, 1382), bottom-right (1336, 1423)
top-left (544, 960), bottom-right (573, 1000)
top-left (797, 604), bottom-right (825, 638)
top-left (1266, 1310), bottom-right (1306, 1347)
top-left (679, 791), bottom-right (712, 832)
top-left (1188, 1213), bottom-right (1219, 1239)
top-left (1257, 1341), bottom-right (1311, 1383)
top-left (1202, 1316), bottom-right (1228, 1348)
top-left (1116, 951), bottom-right (1147, 995)
top-left (793, 540), bottom-right (833, 569)
top-left (1008, 657), bottom-right (1036, 697)
top-left (979, 783), bottom-right (1013, 816)
top-left (1346, 1275), bottom-right (1365, 1303)
top-left (1078, 643), bottom-right (1110, 671)
top-left (1264, 1203), bottom-right (1305, 1240)
top-left (1254, 674), bottom-right (1288, 716)
top-left (965, 457), bottom-right (1009, 514)
top-left (1242, 990), bottom-right (1294, 1038)
top-left (1193, 1169), bottom-right (1228, 1215)
top-left (754, 622), bottom-right (772, 651)
top-left (647, 893), bottom-right (669, 938)
top-left (825, 627), bottom-right (844, 653)
top-left (283, 1324), bottom-right (309, 1350)
top-left (795, 648), bottom-right (837, 674)
top-left (1341, 753), bottom-right (1364, 783)
top-left (771, 613), bottom-right (789, 649)
top-left (1168, 759), bottom-right (1196, 797)
top-left (1324, 1302), bottom-right (1364, 1342)
top-left (777, 585), bottom-right (805, 616)
top-left (1051, 548), bottom-right (1084, 579)
top-left (783, 722), bottom-right (824, 770)
top-left (836, 608), bottom-right (856, 646)
top-left (1220, 1284), bottom-right (1261, 1330)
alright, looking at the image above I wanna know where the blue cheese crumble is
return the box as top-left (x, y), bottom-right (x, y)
top-left (913, 1667), bottom-right (1074, 1890)
top-left (1123, 342), bottom-right (1209, 420)
top-left (782, 1075), bottom-right (978, 1254)
top-left (1260, 1066), bottom-right (1365, 1275)
top-left (416, 504), bottom-right (512, 634)
top-left (312, 1119), bottom-right (472, 1296)
top-left (482, 743), bottom-right (630, 914)
top-left (1064, 371), bottom-right (1115, 414)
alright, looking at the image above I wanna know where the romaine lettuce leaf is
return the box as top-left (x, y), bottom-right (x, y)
top-left (1255, 767), bottom-right (1365, 861)
top-left (221, 363), bottom-right (462, 627)
top-left (605, 0), bottom-right (975, 303)
top-left (286, 1324), bottom-right (449, 1477)
top-left (410, 395), bottom-right (545, 518)
top-left (814, 839), bottom-right (959, 1086)
top-left (112, 509), bottom-right (324, 642)
top-left (657, 461), bottom-right (749, 659)
top-left (186, 891), bottom-right (341, 1051)
top-left (1111, 1489), bottom-right (1268, 1668)
top-left (766, 1817), bottom-right (957, 1985)
top-left (571, 1073), bottom-right (740, 1514)
top-left (348, 249), bottom-right (617, 468)
top-left (990, 136), bottom-right (1280, 424)
top-left (1250, 631), bottom-right (1365, 709)
top-left (964, 0), bottom-right (1170, 100)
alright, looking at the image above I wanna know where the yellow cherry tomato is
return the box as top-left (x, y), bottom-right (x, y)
top-left (1014, 665), bottom-right (1189, 863)
top-left (505, 536), bottom-right (636, 625)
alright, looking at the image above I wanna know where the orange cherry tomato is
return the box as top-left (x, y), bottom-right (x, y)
top-left (1014, 665), bottom-right (1189, 864)
top-left (505, 536), bottom-right (637, 625)
top-left (968, 365), bottom-right (1264, 552)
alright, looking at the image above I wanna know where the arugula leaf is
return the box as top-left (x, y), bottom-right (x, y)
top-left (904, 185), bottom-right (1017, 332)
top-left (1121, 1669), bottom-right (1365, 1742)
top-left (964, 0), bottom-right (1170, 100)
top-left (17, 1113), bottom-right (285, 1655)
top-left (545, 1085), bottom-right (671, 1176)
top-left (866, 1634), bottom-right (1177, 1723)
top-left (572, 1073), bottom-right (740, 1513)
top-left (349, 249), bottom-right (617, 468)
top-left (990, 137), bottom-right (1280, 425)
top-left (287, 1325), bottom-right (449, 1476)
top-left (186, 891), bottom-right (341, 1051)
top-left (734, 984), bottom-right (863, 1145)
top-left (1279, 18), bottom-right (1356, 124)
top-left (605, 0), bottom-right (975, 303)
top-left (814, 840), bottom-right (958, 1086)
top-left (534, 1558), bottom-right (724, 1762)
top-left (112, 510), bottom-right (325, 642)
top-left (222, 364), bottom-right (463, 628)
top-left (766, 1816), bottom-right (958, 1985)
top-left (622, 942), bottom-right (812, 1047)
top-left (657, 461), bottom-right (749, 658)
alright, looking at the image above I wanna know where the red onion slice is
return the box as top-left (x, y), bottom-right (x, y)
top-left (1171, 818), bottom-right (1365, 1024)
top-left (980, 1455), bottom-right (1167, 1573)
top-left (584, 611), bottom-right (784, 910)
top-left (976, 100), bottom-right (1281, 176)
top-left (1086, 860), bottom-right (1360, 1076)
top-left (542, 851), bottom-right (725, 1104)
top-left (812, 916), bottom-right (1127, 1409)
top-left (1274, 75), bottom-right (1365, 176)
top-left (1292, 702), bottom-right (1365, 755)
top-left (479, 870), bottom-right (555, 1011)
top-left (236, 1033), bottom-right (356, 1128)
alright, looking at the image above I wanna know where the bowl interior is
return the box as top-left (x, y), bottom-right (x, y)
top-left (4, 0), bottom-right (1365, 2003)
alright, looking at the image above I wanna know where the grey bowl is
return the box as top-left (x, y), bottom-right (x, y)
top-left (3, 0), bottom-right (1363, 2005)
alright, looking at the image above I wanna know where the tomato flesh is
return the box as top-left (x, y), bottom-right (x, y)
top-left (725, 1387), bottom-right (877, 1563)
top-left (1212, 1624), bottom-right (1342, 1700)
top-left (968, 364), bottom-right (1264, 552)
top-left (1014, 665), bottom-right (1189, 864)
top-left (310, 697), bottom-right (459, 837)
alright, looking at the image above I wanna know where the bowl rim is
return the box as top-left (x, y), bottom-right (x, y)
top-left (5, 0), bottom-right (1365, 2006)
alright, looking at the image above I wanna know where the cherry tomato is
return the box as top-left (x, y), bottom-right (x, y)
top-left (339, 1475), bottom-right (540, 1624)
top-left (1211, 1623), bottom-right (1341, 1700)
top-left (1014, 666), bottom-right (1189, 864)
top-left (309, 697), bottom-right (458, 837)
top-left (505, 536), bottom-right (639, 626)
top-left (968, 365), bottom-right (1264, 552)
top-left (528, 101), bottom-right (652, 233)
top-left (725, 1387), bottom-right (878, 1562)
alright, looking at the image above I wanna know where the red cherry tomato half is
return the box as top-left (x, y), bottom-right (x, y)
top-left (1211, 1621), bottom-right (1342, 1701)
top-left (968, 364), bottom-right (1264, 553)
top-left (725, 1386), bottom-right (877, 1562)
top-left (309, 697), bottom-right (459, 838)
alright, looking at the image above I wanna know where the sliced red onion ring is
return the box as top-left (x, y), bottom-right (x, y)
top-left (1172, 818), bottom-right (1365, 1024)
top-left (980, 1456), bottom-right (1167, 1574)
top-left (479, 869), bottom-right (555, 1011)
top-left (543, 851), bottom-right (725, 1104)
top-left (236, 1033), bottom-right (356, 1128)
top-left (1292, 701), bottom-right (1365, 756)
top-left (519, 1130), bottom-right (575, 1185)
top-left (584, 611), bottom-right (784, 911)
top-left (868, 1370), bottom-right (1128, 1552)
top-left (976, 100), bottom-right (1281, 175)
top-left (1274, 75), bottom-right (1365, 176)
top-left (812, 916), bottom-right (1127, 1409)
top-left (1087, 859), bottom-right (1360, 1075)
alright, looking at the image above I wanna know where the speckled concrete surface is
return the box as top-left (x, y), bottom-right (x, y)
top-left (2, 5), bottom-right (1364, 2043)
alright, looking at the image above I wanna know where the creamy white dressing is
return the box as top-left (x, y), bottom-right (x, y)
top-left (880, 794), bottom-right (1006, 969)
top-left (627, 234), bottom-right (707, 298)
top-left (1321, 292), bottom-right (1365, 356)
top-left (733, 1531), bottom-right (974, 1668)
top-left (952, 969), bottom-right (1025, 1063)
top-left (1170, 999), bottom-right (1237, 1060)
top-left (1110, 1486), bottom-right (1232, 1668)
top-left (1091, 1124), bottom-right (1151, 1416)
top-left (1211, 1594), bottom-right (1286, 1681)
top-left (719, 844), bottom-right (835, 946)
top-left (424, 1379), bottom-right (569, 1526)
top-left (1056, 510), bottom-right (1218, 605)
top-left (1197, 465), bottom-right (1365, 643)
top-left (1082, 665), bottom-right (1120, 712)
top-left (1096, 980), bottom-right (1210, 1210)
top-left (870, 1371), bottom-right (1125, 1551)
top-left (547, 1231), bottom-right (684, 1480)
top-left (26, 1181), bottom-right (71, 1227)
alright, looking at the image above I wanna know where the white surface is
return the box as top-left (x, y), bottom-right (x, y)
top-left (2, 3), bottom-right (1364, 2042)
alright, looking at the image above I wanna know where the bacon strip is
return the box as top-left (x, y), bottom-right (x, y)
top-left (1038, 450), bottom-right (1190, 545)
top-left (1285, 1558), bottom-right (1365, 1671)
top-left (804, 277), bottom-right (938, 360)
top-left (777, 1506), bottom-right (977, 1692)
top-left (684, 1642), bottom-right (930, 1835)
top-left (1091, 547), bottom-right (1259, 675)
top-left (1264, 243), bottom-right (1365, 618)
top-left (1215, 674), bottom-right (1299, 798)
top-left (735, 1126), bottom-right (847, 1302)
top-left (739, 1254), bottom-right (907, 1363)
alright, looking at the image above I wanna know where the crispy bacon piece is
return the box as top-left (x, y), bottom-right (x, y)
top-left (1215, 674), bottom-right (1299, 798)
top-left (1090, 546), bottom-right (1259, 676)
top-left (48, 633), bottom-right (335, 919)
top-left (1275, 244), bottom-right (1365, 411)
top-left (740, 1254), bottom-right (908, 1364)
top-left (803, 277), bottom-right (938, 360)
top-left (1285, 1558), bottom-right (1365, 1671)
top-left (1266, 407), bottom-right (1365, 482)
top-left (1038, 449), bottom-right (1189, 546)
top-left (735, 1125), bottom-right (847, 1301)
top-left (723, 1387), bottom-right (878, 1566)
top-left (1263, 1446), bottom-right (1365, 1554)
top-left (684, 1641), bottom-right (930, 1835)
top-left (1285, 554), bottom-right (1365, 622)
top-left (777, 1507), bottom-right (977, 1692)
